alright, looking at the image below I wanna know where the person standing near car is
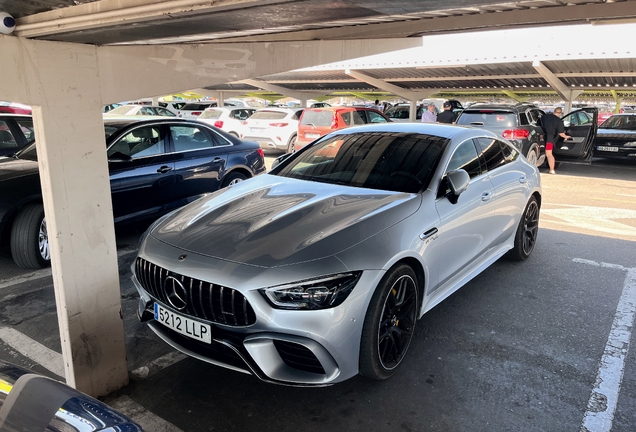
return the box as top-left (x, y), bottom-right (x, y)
top-left (541, 108), bottom-right (571, 174)
top-left (421, 102), bottom-right (437, 123)
top-left (436, 101), bottom-right (457, 124)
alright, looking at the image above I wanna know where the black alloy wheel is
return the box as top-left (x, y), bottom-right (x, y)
top-left (507, 196), bottom-right (539, 261)
top-left (360, 264), bottom-right (418, 380)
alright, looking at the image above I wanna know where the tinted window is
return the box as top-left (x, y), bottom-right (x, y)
top-left (457, 111), bottom-right (517, 127)
top-left (293, 110), bottom-right (304, 120)
top-left (446, 140), bottom-right (482, 178)
top-left (384, 106), bottom-right (410, 120)
top-left (181, 103), bottom-right (216, 110)
top-left (300, 110), bottom-right (334, 126)
top-left (156, 108), bottom-right (175, 116)
top-left (108, 126), bottom-right (166, 158)
top-left (274, 132), bottom-right (448, 193)
top-left (171, 126), bottom-right (219, 151)
top-left (519, 112), bottom-right (529, 126)
top-left (475, 137), bottom-right (506, 171)
top-left (368, 111), bottom-right (388, 123)
top-left (15, 118), bottom-right (35, 142)
top-left (0, 121), bottom-right (18, 151)
top-left (500, 140), bottom-right (519, 162)
top-left (352, 110), bottom-right (365, 125)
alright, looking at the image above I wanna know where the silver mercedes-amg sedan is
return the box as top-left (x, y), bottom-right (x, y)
top-left (132, 122), bottom-right (541, 386)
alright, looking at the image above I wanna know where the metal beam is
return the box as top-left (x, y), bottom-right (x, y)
top-left (346, 70), bottom-right (431, 101)
top-left (208, 2), bottom-right (636, 43)
top-left (533, 60), bottom-right (572, 100)
top-left (502, 90), bottom-right (529, 103)
top-left (240, 79), bottom-right (314, 101)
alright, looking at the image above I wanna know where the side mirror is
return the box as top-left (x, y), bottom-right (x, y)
top-left (446, 169), bottom-right (470, 204)
top-left (108, 152), bottom-right (133, 163)
top-left (271, 153), bottom-right (292, 170)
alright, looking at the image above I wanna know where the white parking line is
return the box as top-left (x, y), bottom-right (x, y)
top-left (0, 325), bottom-right (184, 430)
top-left (576, 259), bottom-right (636, 432)
top-left (0, 327), bottom-right (64, 377)
top-left (0, 248), bottom-right (137, 291)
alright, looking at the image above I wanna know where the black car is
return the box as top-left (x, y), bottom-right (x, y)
top-left (0, 116), bottom-right (266, 268)
top-left (0, 114), bottom-right (35, 157)
top-left (593, 114), bottom-right (636, 160)
top-left (456, 104), bottom-right (598, 167)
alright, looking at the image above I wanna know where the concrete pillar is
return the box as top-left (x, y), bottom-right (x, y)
top-left (218, 91), bottom-right (225, 106)
top-left (410, 100), bottom-right (418, 122)
top-left (0, 36), bottom-right (129, 397)
top-left (151, 96), bottom-right (159, 105)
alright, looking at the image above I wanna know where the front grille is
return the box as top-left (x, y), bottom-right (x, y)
top-left (273, 340), bottom-right (326, 375)
top-left (135, 257), bottom-right (256, 326)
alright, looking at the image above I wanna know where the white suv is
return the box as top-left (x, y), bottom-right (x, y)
top-left (240, 107), bottom-right (304, 153)
top-left (198, 107), bottom-right (256, 137)
top-left (177, 102), bottom-right (218, 119)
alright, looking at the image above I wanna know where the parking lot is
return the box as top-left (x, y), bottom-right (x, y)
top-left (1, 156), bottom-right (635, 431)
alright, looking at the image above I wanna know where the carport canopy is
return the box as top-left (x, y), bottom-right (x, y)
top-left (1, 0), bottom-right (636, 397)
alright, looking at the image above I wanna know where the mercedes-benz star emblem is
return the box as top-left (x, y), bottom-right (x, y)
top-left (163, 276), bottom-right (187, 310)
top-left (178, 254), bottom-right (187, 261)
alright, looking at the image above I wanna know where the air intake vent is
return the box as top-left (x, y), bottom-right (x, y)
top-left (135, 257), bottom-right (256, 327)
top-left (273, 340), bottom-right (326, 375)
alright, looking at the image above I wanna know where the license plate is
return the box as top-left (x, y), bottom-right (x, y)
top-left (597, 146), bottom-right (619, 152)
top-left (250, 127), bottom-right (264, 133)
top-left (154, 303), bottom-right (211, 344)
top-left (305, 133), bottom-right (320, 138)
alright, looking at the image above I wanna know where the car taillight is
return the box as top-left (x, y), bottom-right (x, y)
top-left (257, 148), bottom-right (264, 159)
top-left (242, 121), bottom-right (249, 125)
top-left (214, 120), bottom-right (224, 128)
top-left (331, 113), bottom-right (339, 130)
top-left (502, 129), bottom-right (530, 139)
top-left (191, 111), bottom-right (202, 116)
top-left (269, 123), bottom-right (288, 127)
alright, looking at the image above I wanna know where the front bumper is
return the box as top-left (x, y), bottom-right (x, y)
top-left (132, 241), bottom-right (383, 386)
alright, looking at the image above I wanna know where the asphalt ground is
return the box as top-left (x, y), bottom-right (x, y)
top-left (0, 156), bottom-right (635, 431)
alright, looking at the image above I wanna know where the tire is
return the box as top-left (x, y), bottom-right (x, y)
top-left (221, 171), bottom-right (247, 188)
top-left (10, 203), bottom-right (50, 269)
top-left (525, 146), bottom-right (539, 166)
top-left (286, 134), bottom-right (297, 153)
top-left (359, 264), bottom-right (419, 380)
top-left (506, 196), bottom-right (539, 261)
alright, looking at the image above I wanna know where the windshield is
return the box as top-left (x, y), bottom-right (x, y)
top-left (384, 107), bottom-right (410, 120)
top-left (300, 110), bottom-right (334, 126)
top-left (273, 132), bottom-right (447, 193)
top-left (600, 115), bottom-right (636, 130)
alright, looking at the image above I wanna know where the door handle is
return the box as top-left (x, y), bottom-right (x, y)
top-left (481, 191), bottom-right (493, 202)
top-left (157, 166), bottom-right (173, 173)
top-left (419, 228), bottom-right (438, 241)
top-left (519, 175), bottom-right (527, 184)
top-left (212, 157), bottom-right (222, 163)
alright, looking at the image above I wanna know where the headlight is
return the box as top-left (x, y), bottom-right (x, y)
top-left (260, 272), bottom-right (362, 310)
top-left (624, 141), bottom-right (636, 147)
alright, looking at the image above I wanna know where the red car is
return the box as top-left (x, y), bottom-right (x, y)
top-left (296, 106), bottom-right (390, 151)
top-left (0, 101), bottom-right (32, 115)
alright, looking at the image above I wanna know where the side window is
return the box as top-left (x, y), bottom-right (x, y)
top-left (519, 112), bottom-right (529, 126)
top-left (0, 121), bottom-right (18, 150)
top-left (341, 111), bottom-right (351, 126)
top-left (292, 110), bottom-right (304, 121)
top-left (157, 108), bottom-right (174, 116)
top-left (368, 111), bottom-right (388, 123)
top-left (475, 137), bottom-right (506, 172)
top-left (170, 126), bottom-right (219, 152)
top-left (446, 140), bottom-right (482, 178)
top-left (499, 140), bottom-right (519, 163)
top-left (15, 118), bottom-right (35, 143)
top-left (108, 126), bottom-right (165, 158)
top-left (140, 107), bottom-right (155, 116)
top-left (352, 110), bottom-right (366, 125)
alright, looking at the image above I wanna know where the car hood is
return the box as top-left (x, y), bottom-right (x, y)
top-left (150, 174), bottom-right (421, 268)
top-left (0, 156), bottom-right (39, 182)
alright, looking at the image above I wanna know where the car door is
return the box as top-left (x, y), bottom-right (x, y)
top-left (476, 137), bottom-right (528, 246)
top-left (434, 139), bottom-right (495, 292)
top-left (554, 107), bottom-right (598, 162)
top-left (108, 124), bottom-right (176, 223)
top-left (169, 124), bottom-right (228, 202)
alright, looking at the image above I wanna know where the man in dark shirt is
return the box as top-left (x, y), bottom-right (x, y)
top-left (541, 108), bottom-right (571, 174)
top-left (437, 101), bottom-right (457, 124)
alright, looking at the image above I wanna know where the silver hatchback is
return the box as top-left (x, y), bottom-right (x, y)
top-left (132, 123), bottom-right (541, 386)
